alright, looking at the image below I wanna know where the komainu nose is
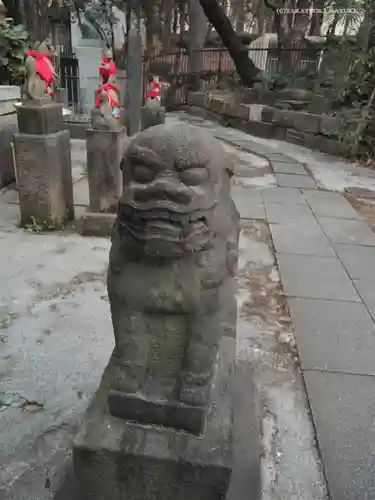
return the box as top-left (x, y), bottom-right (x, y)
top-left (134, 178), bottom-right (193, 205)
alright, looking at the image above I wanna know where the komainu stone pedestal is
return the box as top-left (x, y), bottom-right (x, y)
top-left (73, 335), bottom-right (234, 500)
top-left (13, 103), bottom-right (74, 229)
top-left (141, 101), bottom-right (165, 130)
top-left (81, 125), bottom-right (128, 237)
top-left (73, 123), bottom-right (241, 499)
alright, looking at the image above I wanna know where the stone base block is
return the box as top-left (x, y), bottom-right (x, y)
top-left (86, 127), bottom-right (128, 213)
top-left (141, 105), bottom-right (166, 130)
top-left (17, 102), bottom-right (63, 135)
top-left (187, 92), bottom-right (206, 107)
top-left (79, 211), bottom-right (117, 237)
top-left (13, 129), bottom-right (74, 229)
top-left (243, 120), bottom-right (277, 139)
top-left (73, 335), bottom-right (236, 500)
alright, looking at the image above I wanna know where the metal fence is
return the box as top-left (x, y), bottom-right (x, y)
top-left (55, 47), bottom-right (321, 119)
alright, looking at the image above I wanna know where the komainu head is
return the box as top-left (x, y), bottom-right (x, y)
top-left (119, 123), bottom-right (233, 259)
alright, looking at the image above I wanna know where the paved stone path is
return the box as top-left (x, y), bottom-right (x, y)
top-left (216, 129), bottom-right (375, 500)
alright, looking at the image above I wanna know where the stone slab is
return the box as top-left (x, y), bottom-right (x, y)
top-left (333, 243), bottom-right (375, 280)
top-left (187, 92), bottom-right (205, 108)
top-left (73, 336), bottom-right (238, 500)
top-left (261, 153), bottom-right (296, 164)
top-left (288, 298), bottom-right (375, 374)
top-left (0, 113), bottom-right (17, 187)
top-left (261, 187), bottom-right (307, 205)
top-left (302, 189), bottom-right (338, 199)
top-left (79, 212), bottom-right (116, 237)
top-left (73, 177), bottom-right (90, 207)
top-left (231, 187), bottom-right (265, 219)
top-left (345, 187), bottom-right (375, 199)
top-left (276, 173), bottom-right (316, 189)
top-left (13, 130), bottom-right (74, 229)
top-left (272, 109), bottom-right (294, 128)
top-left (276, 254), bottom-right (360, 301)
top-left (271, 161), bottom-right (307, 175)
top-left (17, 102), bottom-right (63, 135)
top-left (229, 141), bottom-right (275, 157)
top-left (265, 202), bottom-right (317, 226)
top-left (313, 135), bottom-right (349, 157)
top-left (318, 216), bottom-right (375, 246)
top-left (303, 370), bottom-right (375, 500)
top-left (270, 222), bottom-right (335, 257)
top-left (304, 191), bottom-right (362, 219)
top-left (353, 279), bottom-right (375, 322)
top-left (242, 120), bottom-right (276, 139)
top-left (292, 112), bottom-right (321, 134)
top-left (0, 85), bottom-right (21, 107)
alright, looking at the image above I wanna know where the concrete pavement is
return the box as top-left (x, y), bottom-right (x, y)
top-left (1, 112), bottom-right (375, 499)
top-left (208, 124), bottom-right (375, 500)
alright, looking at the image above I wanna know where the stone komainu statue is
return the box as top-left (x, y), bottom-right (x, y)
top-left (92, 49), bottom-right (122, 130)
top-left (23, 39), bottom-right (56, 101)
top-left (107, 123), bottom-right (239, 434)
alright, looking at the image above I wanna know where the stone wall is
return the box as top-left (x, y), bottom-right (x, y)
top-left (187, 91), bottom-right (349, 157)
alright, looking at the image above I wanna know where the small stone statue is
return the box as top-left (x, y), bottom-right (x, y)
top-left (107, 123), bottom-right (239, 434)
top-left (92, 49), bottom-right (122, 130)
top-left (23, 39), bottom-right (57, 102)
top-left (145, 74), bottom-right (162, 106)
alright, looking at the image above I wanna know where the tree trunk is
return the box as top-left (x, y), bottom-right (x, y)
top-left (309, 0), bottom-right (324, 35)
top-left (189, 0), bottom-right (207, 90)
top-left (256, 0), bottom-right (268, 35)
top-left (162, 0), bottom-right (174, 50)
top-left (198, 0), bottom-right (262, 86)
top-left (142, 0), bottom-right (159, 56)
top-left (233, 0), bottom-right (245, 33)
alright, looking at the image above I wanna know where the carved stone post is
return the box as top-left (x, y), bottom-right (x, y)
top-left (80, 111), bottom-right (128, 237)
top-left (73, 123), bottom-right (243, 500)
top-left (13, 102), bottom-right (74, 229)
top-left (141, 98), bottom-right (166, 130)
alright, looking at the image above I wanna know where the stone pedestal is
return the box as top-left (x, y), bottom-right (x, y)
top-left (73, 335), bottom-right (234, 500)
top-left (17, 101), bottom-right (63, 135)
top-left (81, 126), bottom-right (128, 237)
top-left (13, 103), bottom-right (74, 229)
top-left (141, 104), bottom-right (166, 131)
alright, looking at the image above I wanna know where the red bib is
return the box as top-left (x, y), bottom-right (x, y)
top-left (95, 82), bottom-right (120, 109)
top-left (147, 80), bottom-right (161, 99)
top-left (27, 50), bottom-right (55, 93)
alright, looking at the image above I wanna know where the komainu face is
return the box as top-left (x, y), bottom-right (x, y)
top-left (119, 123), bottom-right (226, 258)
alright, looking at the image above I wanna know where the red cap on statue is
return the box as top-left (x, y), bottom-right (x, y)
top-left (99, 55), bottom-right (116, 83)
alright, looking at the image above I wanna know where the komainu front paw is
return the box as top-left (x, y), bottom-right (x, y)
top-left (179, 372), bottom-right (211, 406)
top-left (110, 363), bottom-right (144, 393)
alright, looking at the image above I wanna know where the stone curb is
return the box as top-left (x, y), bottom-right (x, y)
top-left (78, 211), bottom-right (116, 237)
top-left (215, 135), bottom-right (274, 169)
top-left (186, 92), bottom-right (350, 158)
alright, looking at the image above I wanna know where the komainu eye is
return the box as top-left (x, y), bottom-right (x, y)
top-left (131, 163), bottom-right (155, 183)
top-left (179, 168), bottom-right (208, 186)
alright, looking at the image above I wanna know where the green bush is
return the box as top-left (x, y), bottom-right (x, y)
top-left (0, 21), bottom-right (30, 85)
